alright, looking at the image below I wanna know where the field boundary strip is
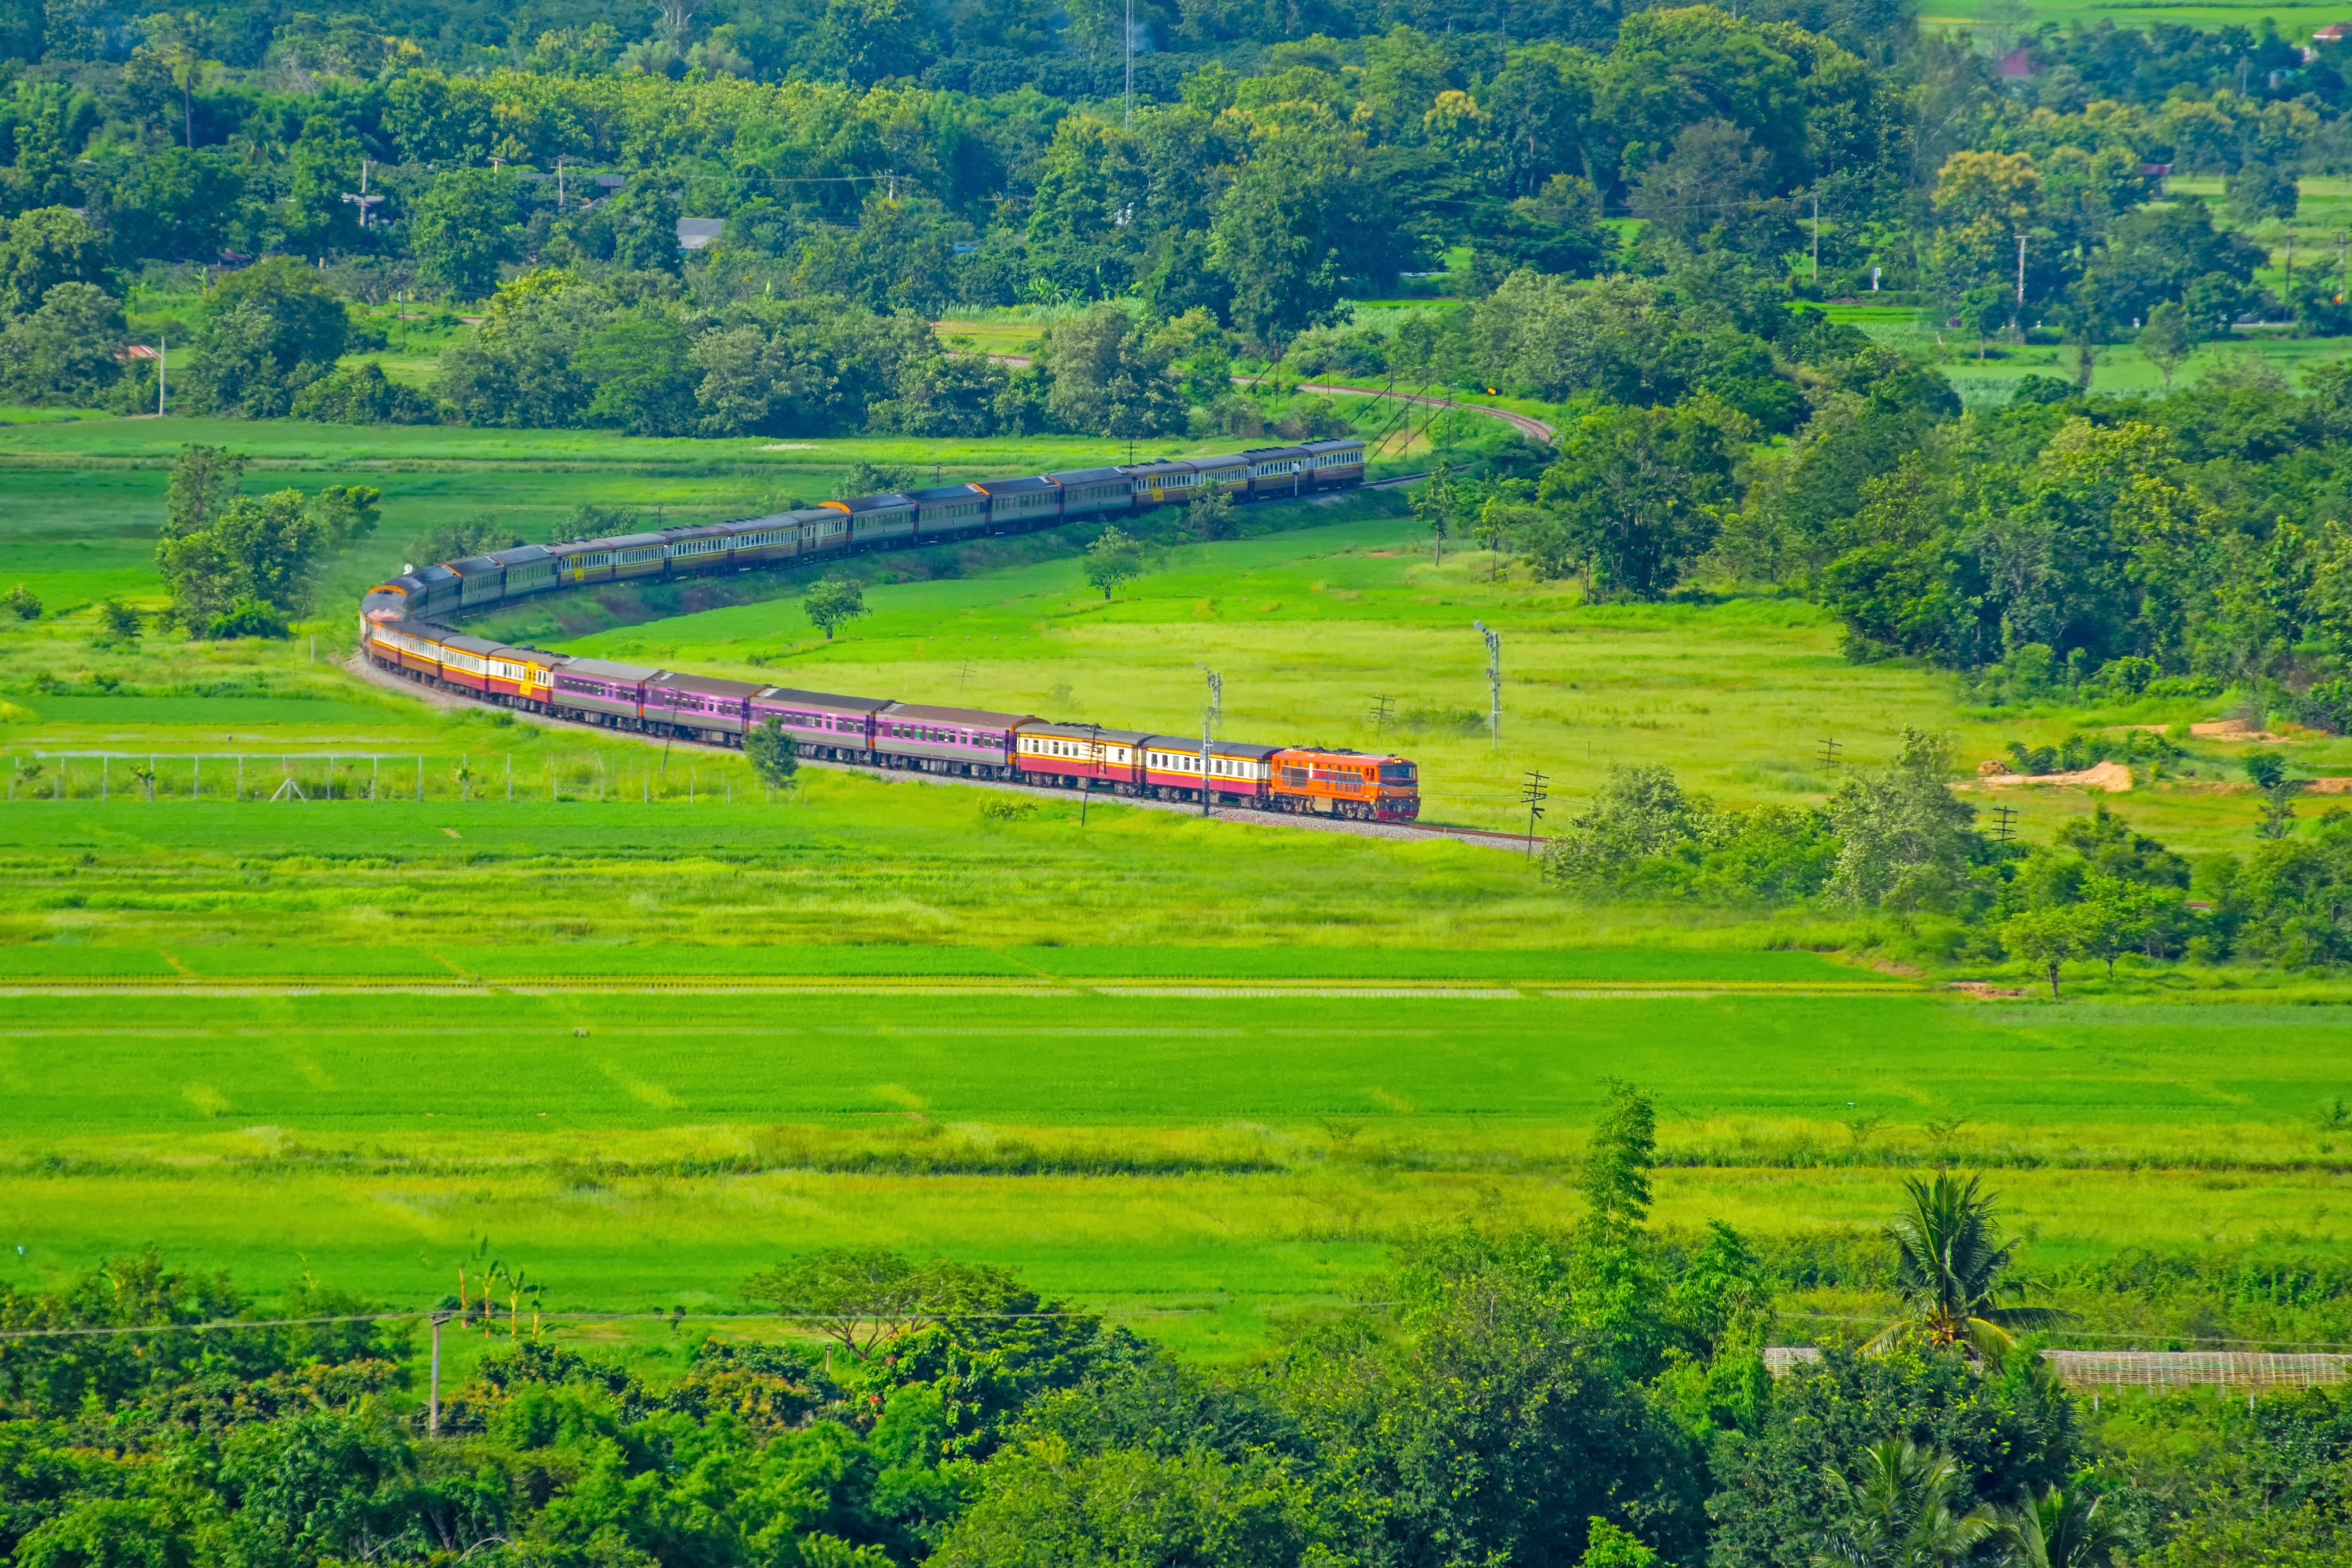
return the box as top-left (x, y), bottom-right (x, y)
top-left (0, 977), bottom-right (1926, 998)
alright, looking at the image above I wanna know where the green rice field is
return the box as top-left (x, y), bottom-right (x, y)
top-left (7, 423), bottom-right (2352, 1357)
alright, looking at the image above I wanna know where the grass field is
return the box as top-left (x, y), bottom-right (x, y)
top-left (0, 419), bottom-right (1300, 614)
top-left (1920, 0), bottom-right (2352, 38)
top-left (9, 419), bottom-right (2352, 1359)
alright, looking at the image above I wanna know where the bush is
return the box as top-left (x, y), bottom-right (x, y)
top-left (96, 600), bottom-right (142, 642)
top-left (2278, 681), bottom-right (2352, 736)
top-left (290, 361), bottom-right (443, 425)
top-left (2002, 729), bottom-right (2177, 776)
top-left (745, 718), bottom-right (799, 787)
top-left (205, 597), bottom-right (291, 640)
top-left (1541, 764), bottom-right (1838, 906)
top-left (5, 583), bottom-right (39, 620)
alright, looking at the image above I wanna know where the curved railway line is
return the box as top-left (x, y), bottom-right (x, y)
top-left (346, 456), bottom-right (1539, 849)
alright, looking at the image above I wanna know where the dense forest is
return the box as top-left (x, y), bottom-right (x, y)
top-left (5, 1087), bottom-right (2351, 1568)
top-left (8, 0), bottom-right (2352, 700)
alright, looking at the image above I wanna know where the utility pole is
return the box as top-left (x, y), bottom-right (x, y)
top-left (1521, 769), bottom-right (1548, 854)
top-left (1081, 722), bottom-right (1102, 827)
top-left (1198, 665), bottom-right (1221, 817)
top-left (1369, 694), bottom-right (1394, 735)
top-left (1472, 620), bottom-right (1501, 750)
top-left (1991, 804), bottom-right (2017, 845)
top-left (2337, 230), bottom-right (2348, 303)
top-left (156, 335), bottom-right (166, 416)
top-left (1811, 189), bottom-right (1820, 284)
top-left (557, 155), bottom-right (569, 212)
top-left (428, 1312), bottom-right (447, 1436)
top-left (1817, 736), bottom-right (1842, 770)
top-left (2015, 233), bottom-right (2027, 310)
top-left (341, 158), bottom-right (383, 228)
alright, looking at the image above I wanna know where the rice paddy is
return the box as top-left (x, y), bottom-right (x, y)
top-left (6, 423), bottom-right (2352, 1356)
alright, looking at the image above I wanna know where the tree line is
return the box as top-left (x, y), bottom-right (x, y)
top-left (1542, 730), bottom-right (2352, 978)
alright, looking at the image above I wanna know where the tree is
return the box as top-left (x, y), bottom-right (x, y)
top-left (1583, 1079), bottom-right (1656, 1233)
top-left (1868, 1172), bottom-right (2072, 1356)
top-left (579, 314), bottom-right (699, 436)
top-left (180, 259), bottom-right (352, 418)
top-left (105, 147), bottom-right (245, 263)
top-left (2227, 160), bottom-right (2299, 224)
top-left (413, 514), bottom-right (523, 564)
top-left (1083, 525), bottom-right (1146, 599)
top-left (1044, 304), bottom-right (1185, 438)
top-left (0, 282), bottom-right (127, 407)
top-left (1210, 132), bottom-right (1346, 354)
top-left (1825, 731), bottom-right (1980, 912)
top-left (741, 1248), bottom-right (1004, 1360)
top-left (411, 168), bottom-right (524, 301)
top-left (1412, 463), bottom-right (1458, 564)
top-left (1955, 285), bottom-right (2011, 360)
top-left (280, 118), bottom-right (366, 259)
top-left (0, 207), bottom-right (112, 318)
top-left (7, 583), bottom-right (42, 619)
top-left (153, 481), bottom-right (368, 633)
top-left (2248, 751), bottom-right (2300, 840)
top-left (1813, 1440), bottom-right (1999, 1568)
top-left (1628, 119), bottom-right (1791, 259)
top-left (803, 577), bottom-right (869, 641)
top-left (1541, 764), bottom-right (1714, 888)
top-left (2002, 1486), bottom-right (2124, 1568)
top-left (1537, 398), bottom-right (1753, 600)
top-left (1189, 484), bottom-right (1236, 543)
top-left (1578, 1519), bottom-right (1661, 1568)
top-left (2000, 906), bottom-right (2082, 999)
top-left (935, 1446), bottom-right (1311, 1568)
top-left (166, 444), bottom-right (245, 540)
top-left (746, 717), bottom-right (800, 787)
top-left (2137, 302), bottom-right (2194, 392)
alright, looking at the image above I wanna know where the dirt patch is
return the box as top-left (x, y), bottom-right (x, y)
top-left (1947, 981), bottom-right (2033, 999)
top-left (2190, 719), bottom-right (2292, 742)
top-left (1971, 760), bottom-right (2134, 793)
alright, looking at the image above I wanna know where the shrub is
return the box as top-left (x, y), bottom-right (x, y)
top-left (205, 597), bottom-right (291, 640)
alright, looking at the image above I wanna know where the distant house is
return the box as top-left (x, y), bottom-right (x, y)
top-left (2314, 21), bottom-right (2350, 40)
top-left (1998, 45), bottom-right (2033, 78)
top-left (676, 218), bottom-right (724, 252)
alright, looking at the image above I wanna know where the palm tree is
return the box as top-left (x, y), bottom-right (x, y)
top-left (2004, 1485), bottom-right (2125, 1568)
top-left (1867, 1171), bottom-right (2075, 1357)
top-left (1813, 1439), bottom-right (1999, 1568)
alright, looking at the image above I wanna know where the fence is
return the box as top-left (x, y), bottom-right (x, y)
top-left (4, 753), bottom-right (769, 806)
top-left (1764, 1345), bottom-right (2352, 1392)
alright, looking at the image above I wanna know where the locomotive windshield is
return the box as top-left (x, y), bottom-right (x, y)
top-left (1379, 763), bottom-right (1417, 783)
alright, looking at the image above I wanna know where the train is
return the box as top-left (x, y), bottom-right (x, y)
top-left (358, 438), bottom-right (1422, 822)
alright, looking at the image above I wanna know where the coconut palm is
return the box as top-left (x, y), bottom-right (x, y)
top-left (2004, 1485), bottom-right (2125, 1568)
top-left (1813, 1439), bottom-right (1999, 1568)
top-left (1867, 1171), bottom-right (2075, 1356)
